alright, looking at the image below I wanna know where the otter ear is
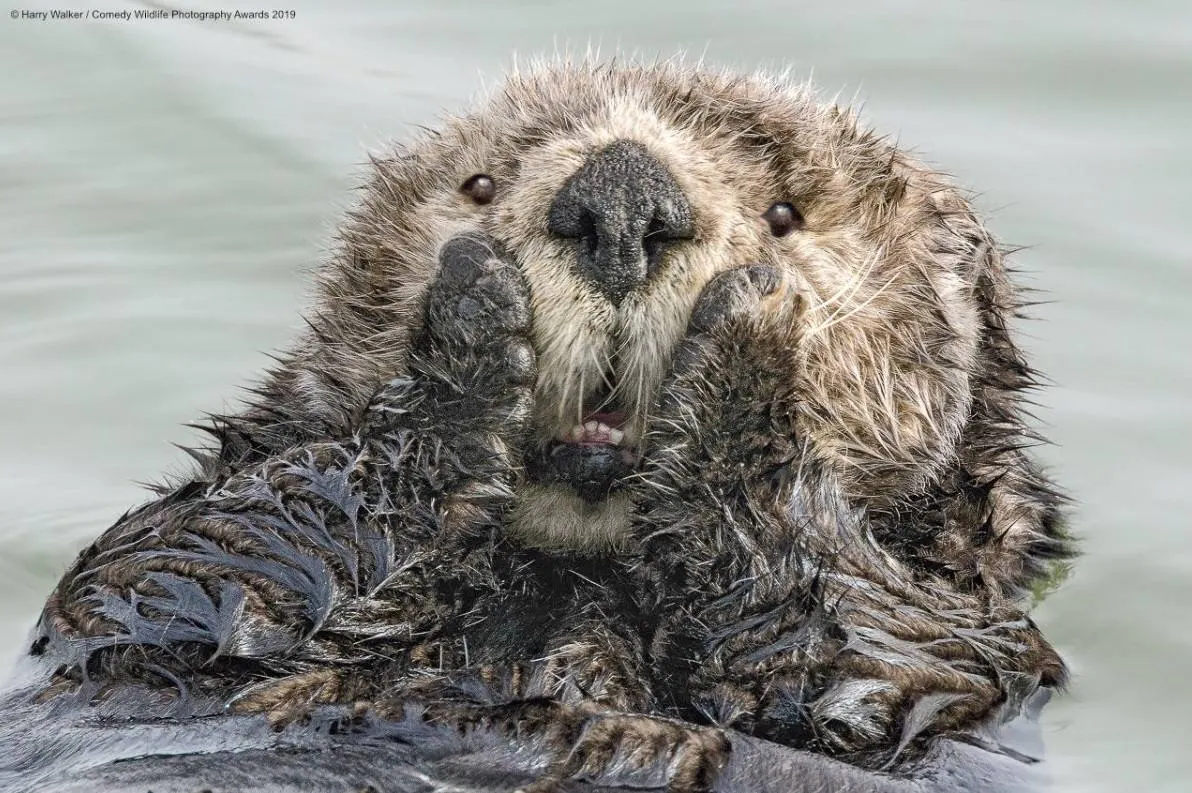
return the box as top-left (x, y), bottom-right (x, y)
top-left (876, 232), bottom-right (1073, 602)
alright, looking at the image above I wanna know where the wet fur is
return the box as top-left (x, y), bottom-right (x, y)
top-left (32, 60), bottom-right (1070, 791)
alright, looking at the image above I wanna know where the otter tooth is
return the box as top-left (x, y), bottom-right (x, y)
top-left (608, 428), bottom-right (624, 445)
top-left (570, 424), bottom-right (586, 441)
top-left (584, 420), bottom-right (599, 433)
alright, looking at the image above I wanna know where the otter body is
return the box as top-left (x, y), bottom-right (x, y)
top-left (2, 61), bottom-right (1070, 792)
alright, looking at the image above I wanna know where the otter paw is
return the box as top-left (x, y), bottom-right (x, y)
top-left (686, 264), bottom-right (782, 337)
top-left (664, 263), bottom-right (802, 391)
top-left (425, 233), bottom-right (533, 357)
top-left (643, 264), bottom-right (803, 491)
top-left (523, 709), bottom-right (730, 793)
top-left (419, 233), bottom-right (536, 400)
top-left (366, 233), bottom-right (536, 435)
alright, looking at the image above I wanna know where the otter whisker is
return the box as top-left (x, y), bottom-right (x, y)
top-left (804, 267), bottom-right (901, 341)
top-left (809, 244), bottom-right (884, 321)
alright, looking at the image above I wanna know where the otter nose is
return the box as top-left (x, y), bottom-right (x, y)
top-left (548, 139), bottom-right (693, 305)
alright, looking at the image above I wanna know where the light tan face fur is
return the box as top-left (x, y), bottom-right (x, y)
top-left (326, 62), bottom-right (999, 553)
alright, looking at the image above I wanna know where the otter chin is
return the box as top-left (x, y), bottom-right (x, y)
top-left (532, 412), bottom-right (638, 498)
top-left (515, 408), bottom-right (639, 551)
top-left (11, 59), bottom-right (1073, 793)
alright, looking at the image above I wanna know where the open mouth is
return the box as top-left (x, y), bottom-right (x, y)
top-left (526, 393), bottom-right (641, 503)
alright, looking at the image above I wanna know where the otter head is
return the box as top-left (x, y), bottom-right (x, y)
top-left (294, 61), bottom-right (1041, 565)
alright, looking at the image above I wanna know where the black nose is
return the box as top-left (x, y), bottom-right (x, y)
top-left (547, 140), bottom-right (693, 305)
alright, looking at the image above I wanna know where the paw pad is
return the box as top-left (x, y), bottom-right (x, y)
top-left (688, 264), bottom-right (782, 334)
top-left (427, 233), bottom-right (531, 341)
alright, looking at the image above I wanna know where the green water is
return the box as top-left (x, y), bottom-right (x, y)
top-left (2, 2), bottom-right (1189, 789)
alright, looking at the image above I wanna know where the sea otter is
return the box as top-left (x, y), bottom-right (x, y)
top-left (2, 61), bottom-right (1071, 792)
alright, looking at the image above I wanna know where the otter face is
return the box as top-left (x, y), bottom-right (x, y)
top-left (334, 63), bottom-right (998, 553)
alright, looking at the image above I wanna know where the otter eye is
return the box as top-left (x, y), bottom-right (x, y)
top-left (461, 174), bottom-right (496, 205)
top-left (762, 202), bottom-right (804, 237)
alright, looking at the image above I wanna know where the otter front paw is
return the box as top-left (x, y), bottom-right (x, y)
top-left (363, 233), bottom-right (536, 533)
top-left (643, 264), bottom-right (805, 499)
top-left (366, 233), bottom-right (535, 434)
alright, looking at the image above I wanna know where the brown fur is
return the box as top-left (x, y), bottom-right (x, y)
top-left (33, 59), bottom-right (1071, 791)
